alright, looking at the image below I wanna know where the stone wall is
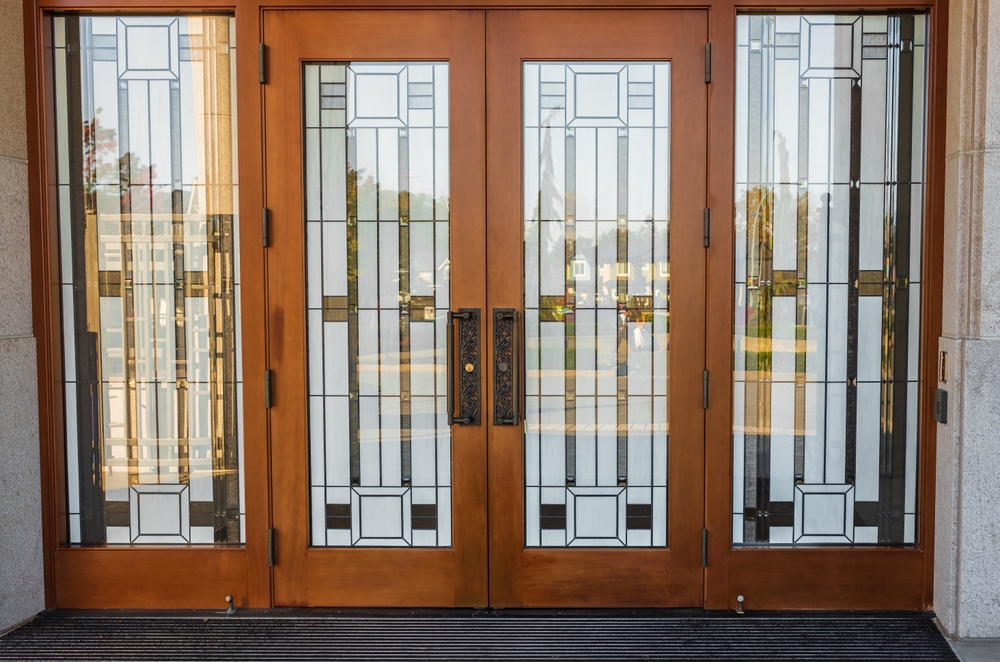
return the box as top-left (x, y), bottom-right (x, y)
top-left (935, 0), bottom-right (1000, 639)
top-left (0, 0), bottom-right (45, 633)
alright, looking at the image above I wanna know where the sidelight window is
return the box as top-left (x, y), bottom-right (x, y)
top-left (733, 13), bottom-right (928, 546)
top-left (52, 15), bottom-right (243, 545)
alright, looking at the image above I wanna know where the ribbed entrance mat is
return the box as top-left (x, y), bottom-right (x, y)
top-left (0, 611), bottom-right (958, 661)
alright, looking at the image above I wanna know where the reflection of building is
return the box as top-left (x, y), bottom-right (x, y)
top-left (54, 16), bottom-right (243, 545)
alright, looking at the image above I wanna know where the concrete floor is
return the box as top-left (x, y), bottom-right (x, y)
top-left (950, 639), bottom-right (1000, 662)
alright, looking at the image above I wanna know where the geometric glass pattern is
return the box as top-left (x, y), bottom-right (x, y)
top-left (52, 16), bottom-right (243, 544)
top-left (523, 63), bottom-right (670, 547)
top-left (304, 63), bottom-right (452, 547)
top-left (734, 14), bottom-right (928, 545)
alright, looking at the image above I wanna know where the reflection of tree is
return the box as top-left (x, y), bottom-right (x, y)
top-left (538, 111), bottom-right (561, 222)
top-left (736, 184), bottom-right (815, 373)
top-left (82, 110), bottom-right (171, 214)
top-left (350, 166), bottom-right (448, 300)
top-left (82, 112), bottom-right (117, 190)
top-left (738, 185), bottom-right (773, 372)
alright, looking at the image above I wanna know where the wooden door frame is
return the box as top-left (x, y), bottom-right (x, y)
top-left (703, 0), bottom-right (947, 610)
top-left (263, 8), bottom-right (489, 607)
top-left (25, 1), bottom-right (270, 609)
top-left (485, 8), bottom-right (709, 608)
top-left (24, 0), bottom-right (946, 610)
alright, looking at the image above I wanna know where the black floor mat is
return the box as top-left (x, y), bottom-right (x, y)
top-left (0, 610), bottom-right (959, 661)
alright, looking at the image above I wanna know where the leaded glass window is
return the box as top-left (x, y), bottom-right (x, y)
top-left (523, 62), bottom-right (671, 548)
top-left (304, 63), bottom-right (452, 547)
top-left (52, 15), bottom-right (243, 545)
top-left (733, 14), bottom-right (928, 546)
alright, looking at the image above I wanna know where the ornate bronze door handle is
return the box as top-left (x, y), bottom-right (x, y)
top-left (447, 309), bottom-right (481, 426)
top-left (493, 309), bottom-right (520, 426)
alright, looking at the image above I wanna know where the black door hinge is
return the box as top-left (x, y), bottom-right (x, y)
top-left (265, 369), bottom-right (273, 408)
top-left (702, 370), bottom-right (709, 409)
top-left (262, 208), bottom-right (271, 247)
top-left (259, 43), bottom-right (267, 84)
top-left (705, 43), bottom-right (712, 83)
top-left (702, 529), bottom-right (708, 567)
top-left (268, 528), bottom-right (276, 566)
top-left (703, 208), bottom-right (711, 248)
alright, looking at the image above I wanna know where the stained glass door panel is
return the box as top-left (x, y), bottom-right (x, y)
top-left (522, 62), bottom-right (670, 548)
top-left (303, 62), bottom-right (453, 548)
top-left (266, 10), bottom-right (488, 606)
top-left (486, 10), bottom-right (708, 607)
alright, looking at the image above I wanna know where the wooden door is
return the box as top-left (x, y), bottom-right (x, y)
top-left (265, 9), bottom-right (489, 607)
top-left (485, 10), bottom-right (709, 607)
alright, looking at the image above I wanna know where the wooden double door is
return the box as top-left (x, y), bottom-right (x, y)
top-left (264, 9), bottom-right (707, 607)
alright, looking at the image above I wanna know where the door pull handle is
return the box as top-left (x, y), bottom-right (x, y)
top-left (447, 309), bottom-right (480, 426)
top-left (493, 308), bottom-right (520, 426)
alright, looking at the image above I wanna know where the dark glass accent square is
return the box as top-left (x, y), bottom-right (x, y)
top-left (744, 507), bottom-right (757, 522)
top-left (326, 503), bottom-right (352, 530)
top-left (540, 503), bottom-right (566, 530)
top-left (626, 503), bottom-right (652, 530)
top-left (769, 501), bottom-right (795, 528)
top-left (104, 500), bottom-right (130, 528)
top-left (411, 504), bottom-right (438, 531)
top-left (854, 501), bottom-right (879, 527)
top-left (190, 501), bottom-right (215, 528)
top-left (772, 270), bottom-right (798, 297)
top-left (627, 295), bottom-right (653, 317)
top-left (538, 295), bottom-right (567, 322)
top-left (858, 270), bottom-right (885, 297)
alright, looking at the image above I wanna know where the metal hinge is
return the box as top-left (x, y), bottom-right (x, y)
top-left (702, 370), bottom-right (709, 409)
top-left (265, 369), bottom-right (273, 408)
top-left (703, 208), bottom-right (711, 248)
top-left (259, 43), bottom-right (267, 84)
top-left (262, 208), bottom-right (271, 247)
top-left (705, 43), bottom-right (712, 83)
top-left (268, 528), bottom-right (276, 566)
top-left (702, 529), bottom-right (708, 567)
